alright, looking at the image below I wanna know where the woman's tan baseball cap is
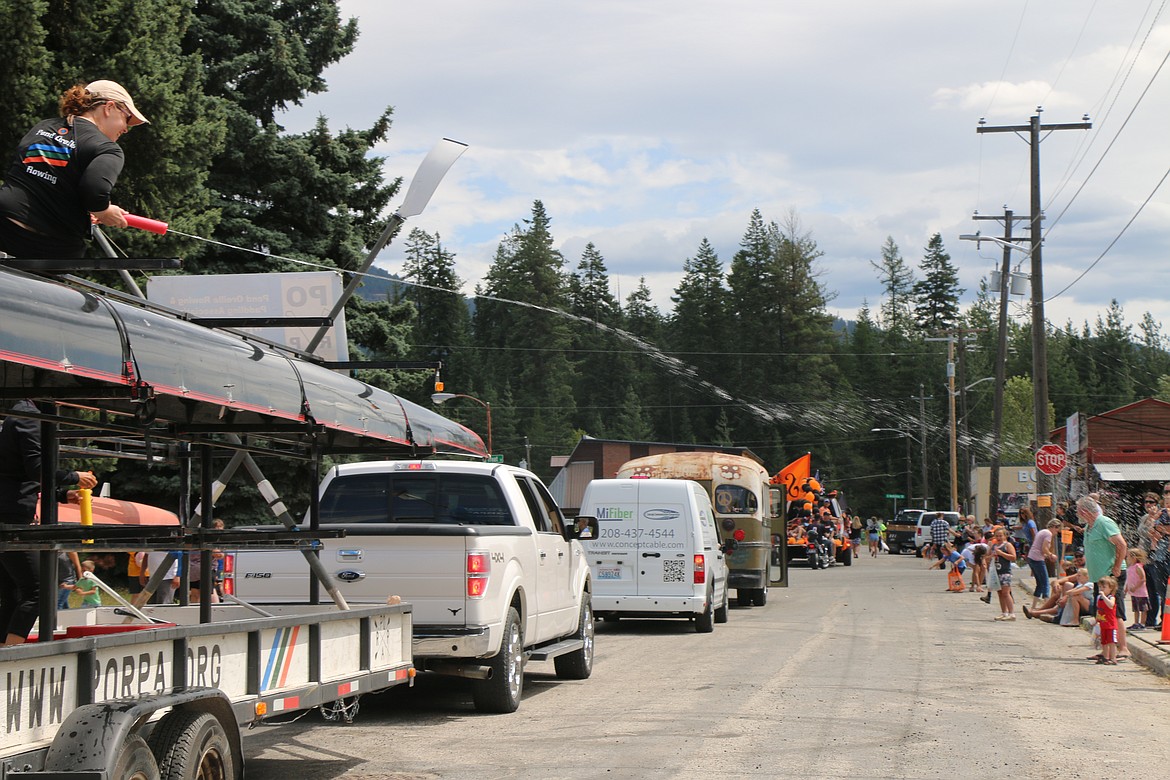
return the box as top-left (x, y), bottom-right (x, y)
top-left (86, 80), bottom-right (149, 125)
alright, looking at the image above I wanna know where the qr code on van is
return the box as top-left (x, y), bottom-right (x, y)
top-left (662, 559), bottom-right (686, 583)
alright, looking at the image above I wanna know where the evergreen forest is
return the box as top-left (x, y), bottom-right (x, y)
top-left (4, 0), bottom-right (1169, 522)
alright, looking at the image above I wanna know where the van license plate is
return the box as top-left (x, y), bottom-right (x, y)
top-left (598, 567), bottom-right (622, 580)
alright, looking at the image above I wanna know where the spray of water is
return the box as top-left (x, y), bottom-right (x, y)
top-left (146, 230), bottom-right (932, 442)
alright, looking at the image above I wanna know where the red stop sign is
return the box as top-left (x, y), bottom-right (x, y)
top-left (1035, 443), bottom-right (1067, 475)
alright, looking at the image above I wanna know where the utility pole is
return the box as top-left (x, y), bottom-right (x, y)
top-left (919, 384), bottom-right (929, 508)
top-left (948, 337), bottom-right (958, 512)
top-left (957, 331), bottom-right (969, 512)
top-left (973, 209), bottom-right (1031, 521)
top-left (977, 111), bottom-right (1090, 525)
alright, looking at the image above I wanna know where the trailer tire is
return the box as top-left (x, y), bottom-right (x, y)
top-left (148, 710), bottom-right (235, 780)
top-left (80, 734), bottom-right (161, 780)
top-left (554, 595), bottom-right (594, 679)
top-left (473, 606), bottom-right (524, 713)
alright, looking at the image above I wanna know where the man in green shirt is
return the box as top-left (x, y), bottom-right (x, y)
top-left (1077, 495), bottom-right (1128, 658)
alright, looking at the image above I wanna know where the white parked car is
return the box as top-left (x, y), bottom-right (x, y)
top-left (914, 510), bottom-right (963, 553)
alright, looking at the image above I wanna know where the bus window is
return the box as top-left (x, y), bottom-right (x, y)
top-left (714, 485), bottom-right (758, 515)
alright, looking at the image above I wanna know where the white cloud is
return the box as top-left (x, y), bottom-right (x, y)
top-left (289, 2), bottom-right (1170, 337)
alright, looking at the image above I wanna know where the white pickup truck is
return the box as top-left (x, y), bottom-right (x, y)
top-left (230, 460), bottom-right (596, 713)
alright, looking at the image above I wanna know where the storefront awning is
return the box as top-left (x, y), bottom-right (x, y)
top-left (1093, 463), bottom-right (1170, 482)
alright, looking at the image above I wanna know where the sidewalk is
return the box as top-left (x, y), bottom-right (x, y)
top-left (1011, 564), bottom-right (1170, 678)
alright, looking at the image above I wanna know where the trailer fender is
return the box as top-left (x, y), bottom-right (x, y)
top-left (40, 688), bottom-right (242, 779)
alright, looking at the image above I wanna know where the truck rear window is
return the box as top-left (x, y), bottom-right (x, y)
top-left (319, 473), bottom-right (513, 525)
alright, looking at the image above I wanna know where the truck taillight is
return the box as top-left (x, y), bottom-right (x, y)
top-left (693, 554), bottom-right (706, 584)
top-left (467, 550), bottom-right (490, 599)
top-left (222, 553), bottom-right (235, 596)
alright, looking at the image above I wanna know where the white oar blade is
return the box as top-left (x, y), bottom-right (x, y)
top-left (398, 137), bottom-right (468, 218)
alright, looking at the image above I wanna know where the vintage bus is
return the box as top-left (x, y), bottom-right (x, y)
top-left (615, 452), bottom-right (784, 606)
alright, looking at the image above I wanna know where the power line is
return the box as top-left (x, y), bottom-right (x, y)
top-left (1045, 163), bottom-right (1170, 301)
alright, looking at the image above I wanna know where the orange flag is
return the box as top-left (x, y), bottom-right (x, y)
top-left (773, 453), bottom-right (811, 501)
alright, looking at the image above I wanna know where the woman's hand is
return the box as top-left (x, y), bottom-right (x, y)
top-left (91, 204), bottom-right (129, 228)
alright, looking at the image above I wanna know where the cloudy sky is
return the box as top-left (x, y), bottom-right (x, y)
top-left (285, 1), bottom-right (1170, 333)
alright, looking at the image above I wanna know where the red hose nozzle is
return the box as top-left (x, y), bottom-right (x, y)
top-left (124, 214), bottom-right (169, 235)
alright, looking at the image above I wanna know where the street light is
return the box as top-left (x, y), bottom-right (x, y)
top-left (871, 428), bottom-right (926, 509)
top-left (958, 232), bottom-right (1034, 256)
top-left (432, 392), bottom-right (492, 456)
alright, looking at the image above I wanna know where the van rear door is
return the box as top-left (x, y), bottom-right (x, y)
top-left (634, 481), bottom-right (693, 597)
top-left (583, 481), bottom-right (640, 599)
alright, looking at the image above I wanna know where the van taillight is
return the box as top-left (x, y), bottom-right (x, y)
top-left (693, 554), bottom-right (706, 584)
top-left (467, 550), bottom-right (490, 599)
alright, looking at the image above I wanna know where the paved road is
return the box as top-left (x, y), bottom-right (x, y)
top-left (241, 553), bottom-right (1170, 779)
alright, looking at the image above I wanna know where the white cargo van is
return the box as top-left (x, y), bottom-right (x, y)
top-left (577, 478), bottom-right (731, 632)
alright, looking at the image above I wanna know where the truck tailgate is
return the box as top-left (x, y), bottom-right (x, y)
top-left (234, 531), bottom-right (469, 627)
top-left (324, 534), bottom-right (468, 626)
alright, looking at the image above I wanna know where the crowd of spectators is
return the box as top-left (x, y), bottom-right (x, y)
top-left (919, 486), bottom-right (1170, 666)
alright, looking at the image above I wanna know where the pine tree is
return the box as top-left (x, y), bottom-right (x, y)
top-left (401, 228), bottom-right (472, 391)
top-left (566, 243), bottom-right (627, 436)
top-left (727, 209), bottom-right (777, 398)
top-left (473, 201), bottom-right (576, 474)
top-left (1091, 301), bottom-right (1136, 409)
top-left (872, 236), bottom-right (915, 334)
top-left (669, 238), bottom-right (729, 434)
top-left (623, 277), bottom-right (663, 343)
top-left (178, 0), bottom-right (394, 275)
top-left (0, 0), bottom-right (51, 152)
top-left (912, 233), bottom-right (963, 333)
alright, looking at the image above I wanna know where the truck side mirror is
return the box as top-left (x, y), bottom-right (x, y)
top-left (569, 516), bottom-right (599, 541)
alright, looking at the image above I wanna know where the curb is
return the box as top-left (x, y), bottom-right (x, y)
top-left (1011, 568), bottom-right (1170, 678)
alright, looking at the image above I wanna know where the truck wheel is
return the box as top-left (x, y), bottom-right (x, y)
top-left (148, 710), bottom-right (234, 780)
top-left (473, 606), bottom-right (524, 713)
top-left (554, 596), bottom-right (594, 680)
top-left (751, 586), bottom-right (768, 607)
top-left (714, 588), bottom-right (729, 624)
top-left (695, 588), bottom-right (715, 633)
top-left (736, 590), bottom-right (753, 607)
top-left (888, 546), bottom-right (899, 555)
top-left (111, 735), bottom-right (162, 780)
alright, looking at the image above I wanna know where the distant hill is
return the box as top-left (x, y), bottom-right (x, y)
top-left (354, 265), bottom-right (407, 302)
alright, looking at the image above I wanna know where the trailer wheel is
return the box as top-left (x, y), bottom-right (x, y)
top-left (148, 710), bottom-right (235, 780)
top-left (473, 606), bottom-right (524, 713)
top-left (110, 735), bottom-right (162, 780)
top-left (554, 595), bottom-right (594, 679)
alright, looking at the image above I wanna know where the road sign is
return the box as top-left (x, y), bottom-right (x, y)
top-left (488, 454), bottom-right (504, 463)
top-left (885, 493), bottom-right (905, 499)
top-left (1035, 443), bottom-right (1067, 476)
